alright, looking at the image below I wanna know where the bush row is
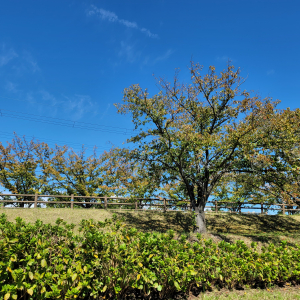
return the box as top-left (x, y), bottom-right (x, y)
top-left (1, 213), bottom-right (300, 299)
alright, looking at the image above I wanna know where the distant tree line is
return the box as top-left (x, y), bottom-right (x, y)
top-left (0, 134), bottom-right (161, 207)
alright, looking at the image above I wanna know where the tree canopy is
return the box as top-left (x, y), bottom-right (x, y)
top-left (114, 62), bottom-right (300, 232)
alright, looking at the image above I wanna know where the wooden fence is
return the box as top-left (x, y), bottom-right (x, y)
top-left (0, 193), bottom-right (299, 215)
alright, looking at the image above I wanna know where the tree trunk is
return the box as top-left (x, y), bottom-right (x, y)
top-left (194, 205), bottom-right (206, 233)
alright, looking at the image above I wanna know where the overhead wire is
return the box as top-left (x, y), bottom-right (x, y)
top-left (0, 108), bottom-right (134, 135)
top-left (0, 130), bottom-right (112, 151)
top-left (0, 95), bottom-right (120, 118)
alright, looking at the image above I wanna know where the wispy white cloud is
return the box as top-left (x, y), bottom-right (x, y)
top-left (117, 43), bottom-right (173, 66)
top-left (5, 81), bottom-right (18, 93)
top-left (0, 44), bottom-right (40, 75)
top-left (154, 49), bottom-right (174, 63)
top-left (215, 55), bottom-right (236, 63)
top-left (0, 45), bottom-right (39, 73)
top-left (0, 45), bottom-right (18, 67)
top-left (39, 90), bottom-right (59, 106)
top-left (86, 5), bottom-right (158, 38)
top-left (23, 51), bottom-right (40, 73)
top-left (118, 41), bottom-right (141, 63)
top-left (12, 51), bottom-right (40, 75)
top-left (29, 91), bottom-right (99, 120)
top-left (62, 94), bottom-right (99, 120)
top-left (140, 49), bottom-right (173, 67)
top-left (99, 103), bottom-right (111, 120)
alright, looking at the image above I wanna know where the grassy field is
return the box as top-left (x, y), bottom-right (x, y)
top-left (2, 207), bottom-right (300, 299)
top-left (2, 207), bottom-right (300, 247)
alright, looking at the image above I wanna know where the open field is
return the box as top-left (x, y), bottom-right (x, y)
top-left (2, 208), bottom-right (300, 299)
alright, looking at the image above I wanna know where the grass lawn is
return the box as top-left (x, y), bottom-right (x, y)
top-left (3, 207), bottom-right (300, 247)
top-left (197, 284), bottom-right (300, 299)
top-left (2, 207), bottom-right (300, 299)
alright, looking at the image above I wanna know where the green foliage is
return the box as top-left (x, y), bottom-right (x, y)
top-left (0, 134), bottom-right (54, 206)
top-left (114, 61), bottom-right (300, 232)
top-left (0, 135), bottom-right (114, 208)
top-left (1, 213), bottom-right (300, 299)
top-left (47, 146), bottom-right (110, 207)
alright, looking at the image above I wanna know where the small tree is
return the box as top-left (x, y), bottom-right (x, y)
top-left (0, 134), bottom-right (53, 207)
top-left (47, 146), bottom-right (107, 207)
top-left (229, 108), bottom-right (300, 213)
top-left (115, 62), bottom-right (297, 233)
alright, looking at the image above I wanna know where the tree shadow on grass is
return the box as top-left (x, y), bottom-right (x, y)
top-left (207, 213), bottom-right (300, 247)
top-left (206, 213), bottom-right (300, 235)
top-left (113, 211), bottom-right (300, 247)
top-left (114, 211), bottom-right (194, 234)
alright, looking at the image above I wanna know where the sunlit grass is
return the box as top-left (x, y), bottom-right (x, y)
top-left (198, 285), bottom-right (300, 299)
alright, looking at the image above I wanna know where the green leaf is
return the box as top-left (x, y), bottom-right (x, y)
top-left (157, 285), bottom-right (162, 291)
top-left (27, 288), bottom-right (34, 296)
top-left (174, 281), bottom-right (180, 290)
top-left (72, 273), bottom-right (78, 281)
top-left (41, 259), bottom-right (47, 268)
top-left (4, 293), bottom-right (10, 300)
top-left (8, 239), bottom-right (18, 244)
top-left (29, 271), bottom-right (34, 280)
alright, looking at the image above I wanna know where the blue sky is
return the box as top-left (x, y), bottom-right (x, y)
top-left (0, 0), bottom-right (299, 155)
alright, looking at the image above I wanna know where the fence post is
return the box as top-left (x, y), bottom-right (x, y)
top-left (71, 194), bottom-right (74, 209)
top-left (238, 201), bottom-right (241, 214)
top-left (135, 201), bottom-right (138, 210)
top-left (215, 201), bottom-right (218, 213)
top-left (34, 193), bottom-right (38, 208)
top-left (282, 202), bottom-right (285, 215)
top-left (261, 203), bottom-right (264, 215)
top-left (104, 196), bottom-right (107, 209)
top-left (163, 198), bottom-right (166, 212)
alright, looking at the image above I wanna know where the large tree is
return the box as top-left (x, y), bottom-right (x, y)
top-left (115, 62), bottom-right (299, 233)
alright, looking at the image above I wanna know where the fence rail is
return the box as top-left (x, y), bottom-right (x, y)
top-left (0, 193), bottom-right (299, 215)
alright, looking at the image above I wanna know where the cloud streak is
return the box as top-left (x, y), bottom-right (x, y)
top-left (0, 45), bottom-right (18, 67)
top-left (0, 44), bottom-right (40, 75)
top-left (154, 49), bottom-right (174, 63)
top-left (23, 51), bottom-right (40, 73)
top-left (118, 41), bottom-right (141, 63)
top-left (33, 91), bottom-right (99, 120)
top-left (87, 5), bottom-right (158, 38)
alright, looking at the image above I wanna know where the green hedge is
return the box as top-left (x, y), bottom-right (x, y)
top-left (1, 213), bottom-right (300, 299)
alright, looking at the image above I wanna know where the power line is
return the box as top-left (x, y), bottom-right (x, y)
top-left (0, 95), bottom-right (119, 118)
top-left (0, 131), bottom-right (112, 151)
top-left (0, 108), bottom-right (134, 135)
